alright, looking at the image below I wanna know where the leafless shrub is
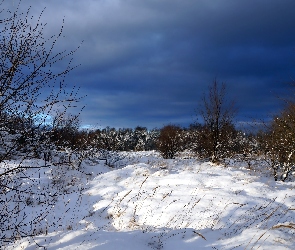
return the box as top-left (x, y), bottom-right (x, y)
top-left (259, 103), bottom-right (295, 181)
top-left (0, 0), bottom-right (82, 244)
top-left (157, 125), bottom-right (183, 159)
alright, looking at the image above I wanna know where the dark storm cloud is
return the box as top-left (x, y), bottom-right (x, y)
top-left (7, 0), bottom-right (295, 128)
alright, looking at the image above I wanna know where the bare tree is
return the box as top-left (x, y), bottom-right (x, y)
top-left (198, 79), bottom-right (236, 162)
top-left (0, 1), bottom-right (82, 244)
top-left (0, 0), bottom-right (82, 162)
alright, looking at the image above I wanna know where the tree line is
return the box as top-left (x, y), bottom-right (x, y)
top-left (2, 76), bottom-right (294, 183)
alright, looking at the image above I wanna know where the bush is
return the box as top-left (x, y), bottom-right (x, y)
top-left (260, 103), bottom-right (295, 181)
top-left (157, 125), bottom-right (183, 159)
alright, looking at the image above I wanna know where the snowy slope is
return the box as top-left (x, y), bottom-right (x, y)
top-left (4, 151), bottom-right (295, 249)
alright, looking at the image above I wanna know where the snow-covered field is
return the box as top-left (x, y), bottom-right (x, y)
top-left (3, 151), bottom-right (295, 249)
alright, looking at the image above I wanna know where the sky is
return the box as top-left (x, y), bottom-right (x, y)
top-left (5, 0), bottom-right (295, 129)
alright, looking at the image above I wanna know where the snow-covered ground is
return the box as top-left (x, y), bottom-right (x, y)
top-left (3, 151), bottom-right (295, 249)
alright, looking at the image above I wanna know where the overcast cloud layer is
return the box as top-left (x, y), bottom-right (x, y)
top-left (6, 0), bottom-right (295, 128)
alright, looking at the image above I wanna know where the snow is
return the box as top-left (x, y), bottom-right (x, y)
top-left (2, 151), bottom-right (295, 249)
